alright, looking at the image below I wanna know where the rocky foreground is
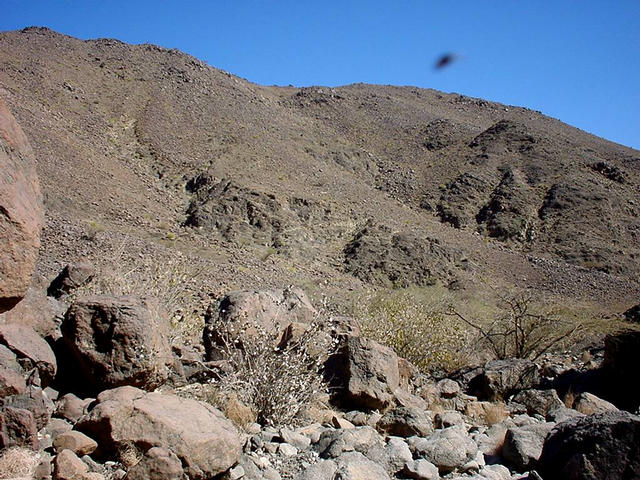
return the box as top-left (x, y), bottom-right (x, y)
top-left (2, 48), bottom-right (640, 480)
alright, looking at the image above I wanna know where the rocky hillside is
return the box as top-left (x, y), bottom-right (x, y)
top-left (2, 27), bottom-right (640, 480)
top-left (0, 26), bottom-right (639, 315)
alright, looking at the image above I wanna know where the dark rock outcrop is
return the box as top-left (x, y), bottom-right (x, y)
top-left (538, 410), bottom-right (640, 480)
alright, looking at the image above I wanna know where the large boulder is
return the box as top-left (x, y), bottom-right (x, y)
top-left (502, 422), bottom-right (555, 471)
top-left (203, 287), bottom-right (316, 360)
top-left (467, 359), bottom-right (540, 401)
top-left (61, 295), bottom-right (172, 393)
top-left (538, 410), bottom-right (640, 480)
top-left (327, 335), bottom-right (400, 411)
top-left (76, 386), bottom-right (242, 480)
top-left (0, 97), bottom-right (43, 313)
top-left (0, 344), bottom-right (26, 397)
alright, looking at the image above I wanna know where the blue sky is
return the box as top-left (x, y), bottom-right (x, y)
top-left (2, 1), bottom-right (639, 149)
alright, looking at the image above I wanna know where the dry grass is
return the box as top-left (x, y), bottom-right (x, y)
top-left (0, 447), bottom-right (40, 479)
top-left (483, 402), bottom-right (510, 426)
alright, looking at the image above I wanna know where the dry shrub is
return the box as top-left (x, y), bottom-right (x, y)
top-left (117, 441), bottom-right (143, 469)
top-left (206, 315), bottom-right (333, 427)
top-left (223, 393), bottom-right (257, 428)
top-left (563, 388), bottom-right (576, 409)
top-left (73, 248), bottom-right (205, 344)
top-left (352, 286), bottom-right (470, 374)
top-left (0, 447), bottom-right (40, 479)
top-left (483, 402), bottom-right (509, 426)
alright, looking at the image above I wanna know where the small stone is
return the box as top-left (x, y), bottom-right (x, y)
top-left (229, 464), bottom-right (245, 480)
top-left (402, 459), bottom-right (439, 480)
top-left (331, 415), bottom-right (355, 429)
top-left (437, 379), bottom-right (460, 398)
top-left (278, 443), bottom-right (298, 457)
top-left (280, 427), bottom-right (311, 450)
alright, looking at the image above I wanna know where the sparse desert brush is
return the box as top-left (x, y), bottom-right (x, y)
top-left (74, 246), bottom-right (205, 344)
top-left (483, 402), bottom-right (509, 426)
top-left (448, 289), bottom-right (585, 361)
top-left (205, 314), bottom-right (332, 427)
top-left (0, 447), bottom-right (40, 479)
top-left (351, 286), bottom-right (472, 374)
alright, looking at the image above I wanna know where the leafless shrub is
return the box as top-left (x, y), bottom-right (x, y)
top-left (206, 314), bottom-right (333, 426)
top-left (448, 291), bottom-right (582, 361)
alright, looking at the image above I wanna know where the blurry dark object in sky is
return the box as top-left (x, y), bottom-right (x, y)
top-left (435, 53), bottom-right (457, 70)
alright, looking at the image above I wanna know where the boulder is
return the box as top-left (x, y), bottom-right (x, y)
top-left (383, 436), bottom-right (413, 473)
top-left (328, 335), bottom-right (399, 411)
top-left (2, 386), bottom-right (55, 430)
top-left (511, 389), bottom-right (564, 418)
top-left (538, 410), bottom-right (640, 480)
top-left (0, 97), bottom-right (43, 313)
top-left (623, 303), bottom-right (640, 323)
top-left (204, 287), bottom-right (316, 359)
top-left (468, 359), bottom-right (540, 401)
top-left (53, 430), bottom-right (98, 456)
top-left (402, 459), bottom-right (439, 480)
top-left (0, 323), bottom-right (57, 386)
top-left (0, 344), bottom-right (26, 397)
top-left (61, 295), bottom-right (172, 393)
top-left (0, 406), bottom-right (38, 449)
top-left (124, 446), bottom-right (184, 480)
top-left (377, 407), bottom-right (434, 437)
top-left (295, 459), bottom-right (338, 480)
top-left (572, 392), bottom-right (618, 415)
top-left (76, 386), bottom-right (242, 479)
top-left (0, 283), bottom-right (62, 338)
top-left (334, 451), bottom-right (391, 480)
top-left (437, 378), bottom-right (461, 398)
top-left (317, 426), bottom-right (384, 459)
top-left (55, 393), bottom-right (93, 424)
top-left (47, 263), bottom-right (95, 298)
top-left (502, 422), bottom-right (555, 471)
top-left (53, 449), bottom-right (89, 480)
top-left (408, 425), bottom-right (478, 474)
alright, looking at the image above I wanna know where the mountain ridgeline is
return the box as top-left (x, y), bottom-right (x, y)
top-left (1, 27), bottom-right (639, 312)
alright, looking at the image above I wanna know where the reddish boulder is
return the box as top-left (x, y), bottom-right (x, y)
top-left (61, 295), bottom-right (173, 393)
top-left (0, 97), bottom-right (43, 313)
top-left (0, 323), bottom-right (57, 386)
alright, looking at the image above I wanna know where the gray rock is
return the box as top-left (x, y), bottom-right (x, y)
top-left (502, 422), bottom-right (555, 471)
top-left (383, 436), bottom-right (413, 473)
top-left (295, 459), bottom-right (338, 480)
top-left (437, 378), bottom-right (461, 398)
top-left (377, 407), bottom-right (433, 437)
top-left (538, 410), bottom-right (640, 480)
top-left (280, 427), bottom-right (311, 450)
top-left (434, 410), bottom-right (465, 429)
top-left (317, 426), bottom-right (384, 459)
top-left (511, 389), bottom-right (564, 418)
top-left (124, 447), bottom-right (184, 480)
top-left (402, 459), bottom-right (439, 479)
top-left (328, 335), bottom-right (400, 411)
top-left (335, 451), bottom-right (391, 480)
top-left (408, 425), bottom-right (478, 474)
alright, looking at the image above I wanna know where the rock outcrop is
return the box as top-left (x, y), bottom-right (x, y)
top-left (0, 97), bottom-right (43, 313)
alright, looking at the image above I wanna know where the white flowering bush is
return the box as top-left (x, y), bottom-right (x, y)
top-left (208, 315), bottom-right (331, 426)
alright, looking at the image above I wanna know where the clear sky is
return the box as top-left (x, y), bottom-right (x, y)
top-left (2, 0), bottom-right (639, 149)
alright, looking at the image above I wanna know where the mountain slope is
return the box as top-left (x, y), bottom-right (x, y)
top-left (1, 27), bottom-right (639, 314)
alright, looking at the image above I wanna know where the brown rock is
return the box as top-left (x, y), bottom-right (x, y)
top-left (61, 295), bottom-right (172, 393)
top-left (56, 393), bottom-right (93, 424)
top-left (0, 323), bottom-right (57, 386)
top-left (53, 430), bottom-right (98, 456)
top-left (125, 446), bottom-right (184, 480)
top-left (329, 335), bottom-right (399, 411)
top-left (0, 344), bottom-right (26, 397)
top-left (0, 283), bottom-right (61, 339)
top-left (2, 386), bottom-right (55, 430)
top-left (77, 386), bottom-right (241, 480)
top-left (47, 263), bottom-right (96, 299)
top-left (573, 392), bottom-right (618, 415)
top-left (0, 406), bottom-right (38, 449)
top-left (0, 97), bottom-right (43, 313)
top-left (204, 287), bottom-right (316, 360)
top-left (53, 449), bottom-right (89, 480)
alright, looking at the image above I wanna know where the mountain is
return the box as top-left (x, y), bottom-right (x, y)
top-left (1, 26), bottom-right (639, 317)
